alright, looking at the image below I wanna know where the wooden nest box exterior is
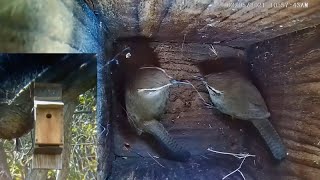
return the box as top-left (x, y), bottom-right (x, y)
top-left (32, 83), bottom-right (64, 170)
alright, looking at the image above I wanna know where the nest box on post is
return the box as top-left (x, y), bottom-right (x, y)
top-left (32, 83), bottom-right (64, 170)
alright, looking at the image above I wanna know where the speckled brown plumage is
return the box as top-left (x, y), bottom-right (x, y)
top-left (203, 70), bottom-right (287, 160)
top-left (125, 67), bottom-right (190, 161)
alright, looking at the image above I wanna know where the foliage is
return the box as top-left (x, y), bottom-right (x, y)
top-left (69, 88), bottom-right (97, 180)
top-left (2, 88), bottom-right (97, 180)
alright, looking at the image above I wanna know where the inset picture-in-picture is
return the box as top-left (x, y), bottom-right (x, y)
top-left (0, 54), bottom-right (97, 180)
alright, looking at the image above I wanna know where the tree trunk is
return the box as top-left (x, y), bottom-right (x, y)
top-left (56, 102), bottom-right (77, 180)
top-left (0, 141), bottom-right (12, 180)
top-left (0, 0), bottom-right (99, 53)
top-left (26, 169), bottom-right (48, 180)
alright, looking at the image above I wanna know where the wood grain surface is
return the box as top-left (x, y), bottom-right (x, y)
top-left (95, 0), bottom-right (320, 48)
top-left (247, 25), bottom-right (320, 179)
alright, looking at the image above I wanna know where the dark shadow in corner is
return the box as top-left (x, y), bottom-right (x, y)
top-left (111, 36), bottom-right (161, 111)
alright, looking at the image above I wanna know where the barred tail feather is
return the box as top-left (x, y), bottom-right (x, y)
top-left (252, 119), bottom-right (287, 160)
top-left (143, 119), bottom-right (191, 161)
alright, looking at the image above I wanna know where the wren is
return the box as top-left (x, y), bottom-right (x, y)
top-left (125, 67), bottom-right (191, 161)
top-left (202, 70), bottom-right (287, 160)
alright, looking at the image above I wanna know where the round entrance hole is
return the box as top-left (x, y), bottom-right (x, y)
top-left (46, 113), bottom-right (52, 118)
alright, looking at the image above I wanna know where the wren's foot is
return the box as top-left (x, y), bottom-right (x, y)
top-left (204, 102), bottom-right (216, 109)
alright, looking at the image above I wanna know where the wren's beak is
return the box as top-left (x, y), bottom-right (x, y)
top-left (169, 79), bottom-right (191, 87)
top-left (207, 85), bottom-right (223, 95)
top-left (169, 79), bottom-right (181, 88)
top-left (170, 79), bottom-right (178, 84)
top-left (193, 75), bottom-right (204, 81)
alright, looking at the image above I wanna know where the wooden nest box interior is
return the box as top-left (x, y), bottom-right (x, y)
top-left (97, 1), bottom-right (320, 179)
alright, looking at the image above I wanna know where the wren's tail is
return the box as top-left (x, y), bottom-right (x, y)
top-left (251, 119), bottom-right (287, 160)
top-left (143, 119), bottom-right (191, 162)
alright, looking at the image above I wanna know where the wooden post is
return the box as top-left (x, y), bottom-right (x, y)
top-left (32, 83), bottom-right (64, 169)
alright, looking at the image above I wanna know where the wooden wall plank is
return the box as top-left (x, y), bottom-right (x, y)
top-left (247, 25), bottom-right (320, 179)
top-left (32, 154), bottom-right (62, 169)
top-left (96, 0), bottom-right (320, 48)
top-left (35, 108), bottom-right (64, 145)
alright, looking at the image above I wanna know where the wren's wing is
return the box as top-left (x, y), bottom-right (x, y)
top-left (205, 71), bottom-right (270, 119)
top-left (143, 119), bottom-right (191, 162)
top-left (136, 68), bottom-right (171, 89)
top-left (241, 79), bottom-right (271, 119)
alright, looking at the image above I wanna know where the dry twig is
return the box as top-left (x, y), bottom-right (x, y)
top-left (183, 80), bottom-right (215, 109)
top-left (209, 44), bottom-right (218, 56)
top-left (138, 67), bottom-right (174, 93)
top-left (138, 83), bottom-right (172, 92)
top-left (147, 152), bottom-right (165, 168)
top-left (222, 156), bottom-right (247, 180)
top-left (139, 66), bottom-right (173, 79)
top-left (137, 67), bottom-right (216, 109)
top-left (207, 148), bottom-right (255, 159)
top-left (207, 147), bottom-right (255, 180)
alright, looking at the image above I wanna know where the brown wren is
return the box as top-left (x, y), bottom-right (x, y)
top-left (202, 70), bottom-right (287, 160)
top-left (125, 67), bottom-right (191, 161)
